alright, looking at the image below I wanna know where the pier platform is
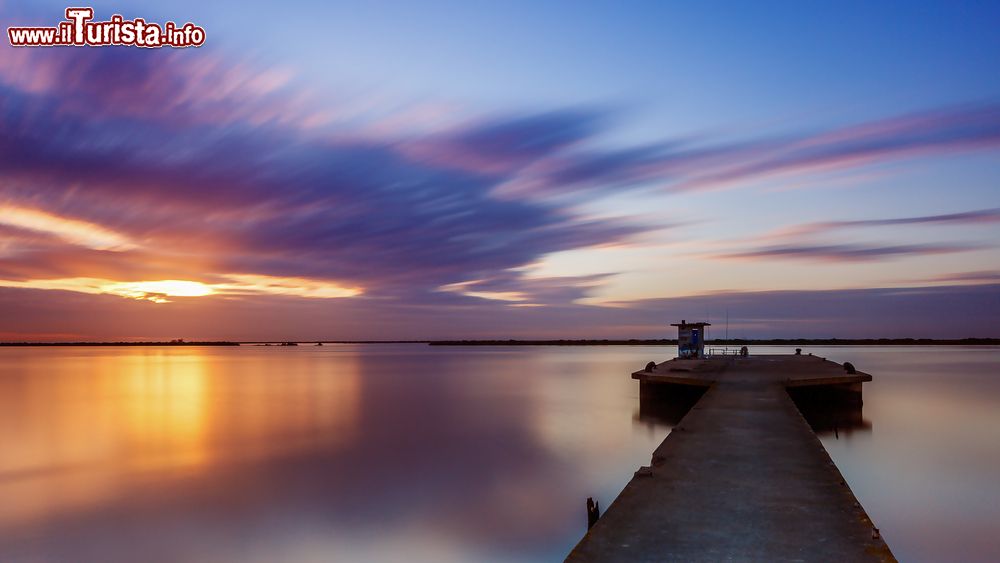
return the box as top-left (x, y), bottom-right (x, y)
top-left (567, 354), bottom-right (895, 562)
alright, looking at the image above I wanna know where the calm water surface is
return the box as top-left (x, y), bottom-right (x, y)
top-left (0, 345), bottom-right (997, 562)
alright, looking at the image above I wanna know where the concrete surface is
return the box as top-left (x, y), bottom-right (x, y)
top-left (567, 355), bottom-right (895, 562)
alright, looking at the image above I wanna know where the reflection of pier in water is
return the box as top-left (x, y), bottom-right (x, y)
top-left (636, 377), bottom-right (873, 437)
top-left (634, 380), bottom-right (708, 427)
top-left (787, 383), bottom-right (872, 437)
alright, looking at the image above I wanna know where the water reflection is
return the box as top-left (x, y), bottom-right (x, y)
top-left (0, 345), bottom-right (671, 562)
top-left (786, 385), bottom-right (872, 437)
top-left (123, 355), bottom-right (210, 471)
top-left (634, 383), bottom-right (706, 427)
top-left (634, 378), bottom-right (872, 437)
top-left (2, 345), bottom-right (997, 562)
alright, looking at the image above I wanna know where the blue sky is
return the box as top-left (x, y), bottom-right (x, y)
top-left (0, 1), bottom-right (998, 339)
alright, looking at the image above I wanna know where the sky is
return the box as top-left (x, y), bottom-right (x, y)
top-left (1, 0), bottom-right (998, 340)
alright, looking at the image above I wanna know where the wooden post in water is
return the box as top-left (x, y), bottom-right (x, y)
top-left (586, 497), bottom-right (601, 530)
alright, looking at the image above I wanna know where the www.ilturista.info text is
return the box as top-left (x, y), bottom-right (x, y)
top-left (8, 8), bottom-right (205, 48)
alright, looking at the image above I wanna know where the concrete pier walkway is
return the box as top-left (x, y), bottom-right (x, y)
top-left (567, 354), bottom-right (895, 562)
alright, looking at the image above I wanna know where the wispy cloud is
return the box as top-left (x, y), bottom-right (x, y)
top-left (707, 207), bottom-right (998, 264)
top-left (925, 270), bottom-right (1000, 284)
top-left (716, 243), bottom-right (976, 262)
top-left (497, 103), bottom-right (1000, 197)
top-left (830, 208), bottom-right (1000, 228)
top-left (665, 104), bottom-right (1000, 192)
top-left (439, 273), bottom-right (612, 306)
top-left (2, 22), bottom-right (1000, 312)
top-left (0, 46), bottom-right (313, 129)
top-left (757, 208), bottom-right (1000, 240)
top-left (0, 204), bottom-right (136, 251)
top-left (0, 47), bottom-right (643, 301)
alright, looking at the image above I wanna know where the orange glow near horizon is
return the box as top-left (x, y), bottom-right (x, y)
top-left (0, 275), bottom-right (363, 303)
top-left (0, 204), bottom-right (136, 251)
top-left (102, 280), bottom-right (216, 303)
top-left (214, 274), bottom-right (363, 299)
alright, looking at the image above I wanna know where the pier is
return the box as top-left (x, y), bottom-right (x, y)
top-left (567, 353), bottom-right (895, 562)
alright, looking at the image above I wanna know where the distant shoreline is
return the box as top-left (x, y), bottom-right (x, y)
top-left (2, 338), bottom-right (998, 347)
top-left (428, 338), bottom-right (1000, 346)
top-left (0, 341), bottom-right (240, 347)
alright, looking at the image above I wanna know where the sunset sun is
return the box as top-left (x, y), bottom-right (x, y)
top-left (101, 280), bottom-right (215, 303)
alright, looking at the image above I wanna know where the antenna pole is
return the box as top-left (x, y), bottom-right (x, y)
top-left (726, 310), bottom-right (729, 348)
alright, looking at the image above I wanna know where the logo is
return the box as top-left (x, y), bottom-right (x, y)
top-left (8, 7), bottom-right (206, 48)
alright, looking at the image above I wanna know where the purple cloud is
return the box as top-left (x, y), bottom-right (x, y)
top-left (0, 45), bottom-right (311, 128)
top-left (400, 110), bottom-right (606, 174)
top-left (0, 46), bottom-right (649, 298)
top-left (761, 208), bottom-right (1000, 240)
top-left (833, 208), bottom-right (1000, 228)
top-left (438, 273), bottom-right (614, 305)
top-left (666, 104), bottom-right (1000, 192)
top-left (716, 243), bottom-right (976, 262)
top-left (499, 104), bottom-right (1000, 196)
top-left (2, 32), bottom-right (999, 316)
top-left (927, 271), bottom-right (1000, 284)
top-left (714, 208), bottom-right (999, 263)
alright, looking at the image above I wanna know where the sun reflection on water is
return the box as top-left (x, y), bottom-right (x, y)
top-left (0, 347), bottom-right (361, 530)
top-left (123, 354), bottom-right (210, 472)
